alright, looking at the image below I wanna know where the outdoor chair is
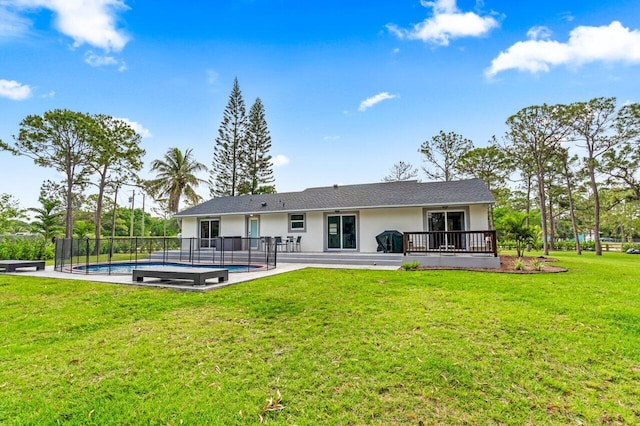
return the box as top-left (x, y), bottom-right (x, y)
top-left (295, 235), bottom-right (302, 252)
top-left (274, 236), bottom-right (286, 252)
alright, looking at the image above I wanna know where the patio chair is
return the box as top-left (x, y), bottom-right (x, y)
top-left (294, 235), bottom-right (302, 252)
top-left (274, 236), bottom-right (286, 252)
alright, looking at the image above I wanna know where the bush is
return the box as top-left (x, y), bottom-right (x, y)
top-left (623, 242), bottom-right (640, 252)
top-left (530, 258), bottom-right (543, 271)
top-left (0, 237), bottom-right (53, 260)
top-left (401, 261), bottom-right (420, 271)
top-left (512, 258), bottom-right (525, 271)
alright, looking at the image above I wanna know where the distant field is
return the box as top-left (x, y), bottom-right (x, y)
top-left (1, 251), bottom-right (639, 424)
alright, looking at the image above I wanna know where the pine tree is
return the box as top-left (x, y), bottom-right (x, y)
top-left (210, 78), bottom-right (247, 197)
top-left (240, 98), bottom-right (275, 195)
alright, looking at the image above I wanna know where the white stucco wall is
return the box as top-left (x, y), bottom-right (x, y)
top-left (259, 213), bottom-right (288, 238)
top-left (177, 203), bottom-right (492, 253)
top-left (221, 215), bottom-right (245, 236)
top-left (303, 212), bottom-right (324, 252)
top-left (359, 207), bottom-right (423, 252)
top-left (181, 217), bottom-right (198, 238)
top-left (468, 204), bottom-right (490, 230)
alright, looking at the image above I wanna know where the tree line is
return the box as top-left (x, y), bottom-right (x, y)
top-left (384, 97), bottom-right (640, 256)
top-left (0, 78), bottom-right (275, 241)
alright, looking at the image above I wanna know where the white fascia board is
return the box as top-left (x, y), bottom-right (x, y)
top-left (173, 200), bottom-right (494, 218)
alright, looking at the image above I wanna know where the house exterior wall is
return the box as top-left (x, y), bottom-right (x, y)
top-left (359, 207), bottom-right (423, 252)
top-left (181, 217), bottom-right (198, 238)
top-left (258, 213), bottom-right (287, 237)
top-left (468, 204), bottom-right (490, 230)
top-left (178, 204), bottom-right (491, 253)
top-left (221, 215), bottom-right (245, 236)
top-left (300, 212), bottom-right (324, 252)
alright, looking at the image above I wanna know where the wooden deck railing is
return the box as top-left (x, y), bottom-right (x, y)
top-left (403, 230), bottom-right (498, 257)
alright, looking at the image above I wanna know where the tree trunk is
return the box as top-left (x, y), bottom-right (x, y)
top-left (548, 193), bottom-right (556, 251)
top-left (65, 177), bottom-right (74, 238)
top-left (562, 161), bottom-right (582, 255)
top-left (537, 170), bottom-right (549, 256)
top-left (588, 158), bottom-right (602, 256)
top-left (93, 179), bottom-right (106, 255)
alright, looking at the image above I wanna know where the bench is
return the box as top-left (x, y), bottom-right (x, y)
top-left (132, 266), bottom-right (229, 286)
top-left (0, 260), bottom-right (46, 272)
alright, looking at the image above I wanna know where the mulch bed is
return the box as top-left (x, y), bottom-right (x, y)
top-left (414, 254), bottom-right (568, 274)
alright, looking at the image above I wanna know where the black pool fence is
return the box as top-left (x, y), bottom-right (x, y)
top-left (54, 237), bottom-right (277, 274)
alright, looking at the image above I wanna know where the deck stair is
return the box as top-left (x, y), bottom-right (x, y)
top-left (148, 249), bottom-right (404, 267)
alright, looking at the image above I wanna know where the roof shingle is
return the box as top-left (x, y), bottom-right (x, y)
top-left (174, 178), bottom-right (494, 217)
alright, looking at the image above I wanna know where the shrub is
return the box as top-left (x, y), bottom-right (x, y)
top-left (512, 257), bottom-right (525, 271)
top-left (0, 237), bottom-right (53, 260)
top-left (530, 258), bottom-right (543, 271)
top-left (401, 261), bottom-right (420, 271)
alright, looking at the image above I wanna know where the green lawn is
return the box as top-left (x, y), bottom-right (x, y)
top-left (1, 252), bottom-right (639, 425)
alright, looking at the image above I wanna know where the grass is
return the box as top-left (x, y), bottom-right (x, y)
top-left (1, 251), bottom-right (640, 424)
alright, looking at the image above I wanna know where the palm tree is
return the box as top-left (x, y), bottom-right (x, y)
top-left (148, 148), bottom-right (208, 214)
top-left (29, 197), bottom-right (64, 241)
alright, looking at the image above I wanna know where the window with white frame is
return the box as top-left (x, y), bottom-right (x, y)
top-left (289, 213), bottom-right (306, 232)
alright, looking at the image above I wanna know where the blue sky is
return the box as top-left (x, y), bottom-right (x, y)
top-left (1, 0), bottom-right (640, 211)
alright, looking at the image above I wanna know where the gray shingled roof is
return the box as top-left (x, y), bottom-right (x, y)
top-left (174, 178), bottom-right (494, 217)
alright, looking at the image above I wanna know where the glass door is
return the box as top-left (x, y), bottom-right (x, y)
top-left (428, 212), bottom-right (446, 250)
top-left (248, 217), bottom-right (259, 250)
top-left (427, 211), bottom-right (465, 249)
top-left (327, 214), bottom-right (357, 250)
top-left (200, 219), bottom-right (219, 248)
top-left (447, 211), bottom-right (465, 249)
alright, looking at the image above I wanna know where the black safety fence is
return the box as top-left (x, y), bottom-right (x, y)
top-left (54, 237), bottom-right (277, 275)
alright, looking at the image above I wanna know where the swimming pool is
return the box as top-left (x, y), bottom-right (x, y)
top-left (73, 262), bottom-right (264, 274)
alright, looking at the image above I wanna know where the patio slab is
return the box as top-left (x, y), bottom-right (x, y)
top-left (5, 262), bottom-right (398, 292)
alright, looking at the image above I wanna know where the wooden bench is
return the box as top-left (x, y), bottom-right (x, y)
top-left (132, 266), bottom-right (229, 286)
top-left (0, 260), bottom-right (46, 272)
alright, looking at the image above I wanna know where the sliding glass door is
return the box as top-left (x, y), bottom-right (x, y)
top-left (427, 211), bottom-right (465, 249)
top-left (327, 214), bottom-right (357, 250)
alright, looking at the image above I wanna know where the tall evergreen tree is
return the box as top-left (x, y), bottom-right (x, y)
top-left (0, 109), bottom-right (94, 237)
top-left (505, 103), bottom-right (570, 256)
top-left (210, 78), bottom-right (247, 197)
top-left (566, 97), bottom-right (620, 256)
top-left (240, 98), bottom-right (275, 195)
top-left (382, 161), bottom-right (419, 182)
top-left (88, 114), bottom-right (145, 240)
top-left (419, 130), bottom-right (473, 181)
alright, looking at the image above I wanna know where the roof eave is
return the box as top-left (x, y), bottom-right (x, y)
top-left (173, 200), bottom-right (495, 218)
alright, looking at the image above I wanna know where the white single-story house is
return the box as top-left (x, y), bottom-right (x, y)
top-left (175, 179), bottom-right (498, 267)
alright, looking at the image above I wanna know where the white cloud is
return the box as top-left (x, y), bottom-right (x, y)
top-left (486, 21), bottom-right (640, 77)
top-left (358, 92), bottom-right (398, 112)
top-left (84, 51), bottom-right (126, 70)
top-left (114, 117), bottom-right (152, 138)
top-left (272, 154), bottom-right (290, 167)
top-left (527, 25), bottom-right (552, 41)
top-left (11, 0), bottom-right (130, 51)
top-left (0, 5), bottom-right (31, 38)
top-left (387, 0), bottom-right (499, 46)
top-left (40, 89), bottom-right (55, 98)
top-left (0, 79), bottom-right (32, 100)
